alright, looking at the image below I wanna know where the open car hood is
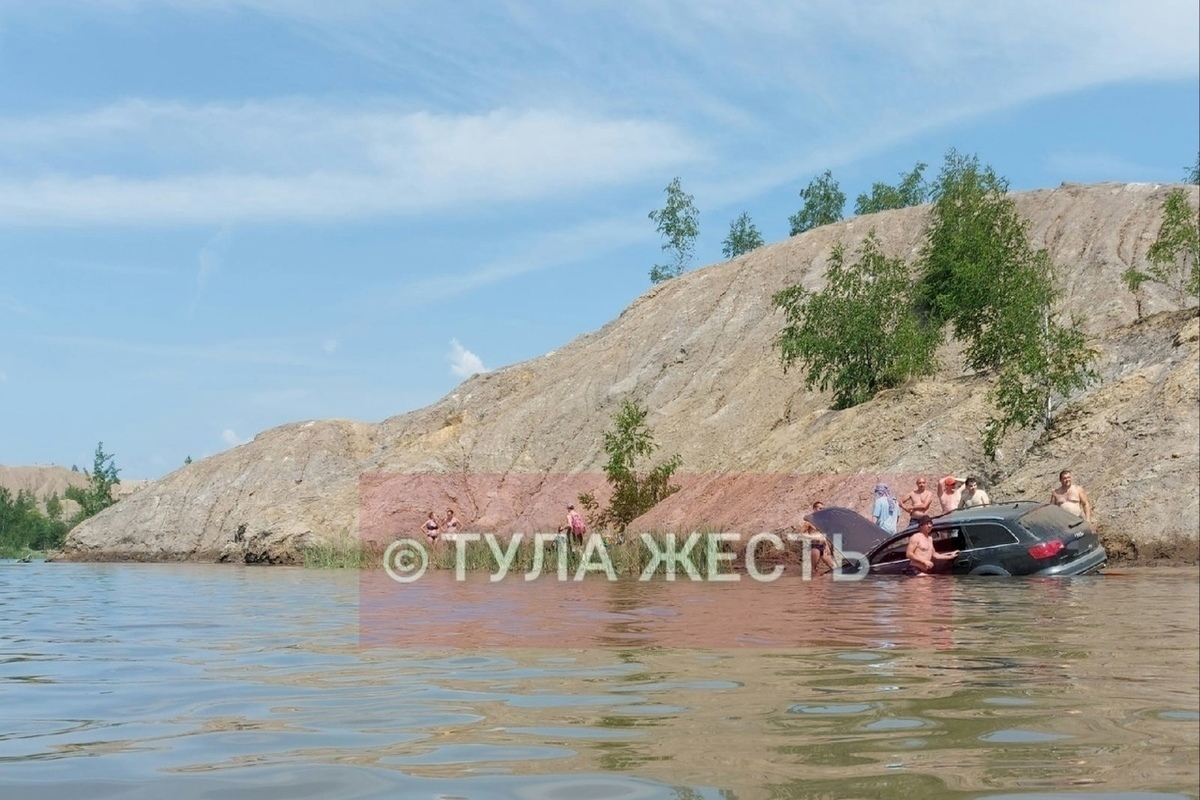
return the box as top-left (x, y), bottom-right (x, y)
top-left (804, 506), bottom-right (893, 556)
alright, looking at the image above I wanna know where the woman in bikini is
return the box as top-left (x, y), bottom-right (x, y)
top-left (423, 510), bottom-right (440, 543)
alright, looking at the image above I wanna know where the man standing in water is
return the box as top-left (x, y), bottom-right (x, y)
top-left (1051, 469), bottom-right (1092, 523)
top-left (905, 518), bottom-right (959, 576)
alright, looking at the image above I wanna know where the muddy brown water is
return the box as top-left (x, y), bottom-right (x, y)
top-left (1, 562), bottom-right (1197, 799)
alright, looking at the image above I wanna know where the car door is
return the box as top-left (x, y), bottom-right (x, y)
top-left (956, 521), bottom-right (1023, 575)
top-left (866, 533), bottom-right (913, 575)
top-left (930, 524), bottom-right (968, 574)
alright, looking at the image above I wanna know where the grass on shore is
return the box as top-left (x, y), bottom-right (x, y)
top-left (301, 531), bottom-right (809, 576)
top-left (301, 537), bottom-right (386, 569)
top-left (0, 544), bottom-right (44, 561)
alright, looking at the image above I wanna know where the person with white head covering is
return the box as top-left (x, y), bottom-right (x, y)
top-left (872, 483), bottom-right (900, 533)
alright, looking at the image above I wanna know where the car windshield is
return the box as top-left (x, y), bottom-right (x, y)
top-left (1018, 503), bottom-right (1086, 538)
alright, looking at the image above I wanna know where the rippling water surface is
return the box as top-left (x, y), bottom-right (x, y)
top-left (1, 562), bottom-right (1197, 799)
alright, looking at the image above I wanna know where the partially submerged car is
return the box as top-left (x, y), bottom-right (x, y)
top-left (806, 502), bottom-right (1108, 577)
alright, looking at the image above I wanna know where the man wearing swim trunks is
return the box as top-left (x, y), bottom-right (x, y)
top-left (799, 500), bottom-right (837, 574)
top-left (905, 518), bottom-right (959, 576)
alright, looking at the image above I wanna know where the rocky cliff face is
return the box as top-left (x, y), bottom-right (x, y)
top-left (59, 182), bottom-right (1200, 562)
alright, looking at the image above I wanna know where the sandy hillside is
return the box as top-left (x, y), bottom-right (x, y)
top-left (57, 182), bottom-right (1200, 563)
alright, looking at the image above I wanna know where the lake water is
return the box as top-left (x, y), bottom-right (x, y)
top-left (1, 562), bottom-right (1197, 799)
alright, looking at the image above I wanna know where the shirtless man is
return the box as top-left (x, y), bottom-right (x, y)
top-left (958, 477), bottom-right (991, 508)
top-left (900, 477), bottom-right (935, 525)
top-left (1050, 469), bottom-right (1092, 523)
top-left (937, 476), bottom-right (963, 515)
top-left (905, 518), bottom-right (959, 576)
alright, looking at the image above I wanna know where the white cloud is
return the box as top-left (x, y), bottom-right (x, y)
top-left (322, 338), bottom-right (339, 354)
top-left (0, 294), bottom-right (35, 317)
top-left (191, 224), bottom-right (232, 313)
top-left (0, 101), bottom-right (702, 226)
top-left (447, 339), bottom-right (486, 378)
top-left (29, 334), bottom-right (339, 368)
top-left (221, 428), bottom-right (251, 446)
top-left (198, 226), bottom-right (231, 284)
top-left (0, 1), bottom-right (1193, 229)
top-left (0, 370), bottom-right (8, 382)
top-left (393, 216), bottom-right (647, 303)
top-left (247, 387), bottom-right (312, 408)
top-left (1042, 150), bottom-right (1156, 182)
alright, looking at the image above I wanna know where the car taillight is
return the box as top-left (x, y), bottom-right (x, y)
top-left (1028, 539), bottom-right (1065, 559)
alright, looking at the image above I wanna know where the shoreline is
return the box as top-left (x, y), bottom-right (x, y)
top-left (37, 544), bottom-right (1200, 571)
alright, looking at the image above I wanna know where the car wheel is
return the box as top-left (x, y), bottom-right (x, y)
top-left (968, 565), bottom-right (1011, 576)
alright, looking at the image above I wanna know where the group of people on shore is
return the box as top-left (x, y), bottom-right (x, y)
top-left (421, 504), bottom-right (586, 545)
top-left (417, 471), bottom-right (1093, 576)
top-left (801, 469), bottom-right (1094, 576)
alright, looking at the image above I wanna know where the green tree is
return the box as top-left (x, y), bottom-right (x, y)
top-left (982, 317), bottom-right (1097, 458)
top-left (1143, 188), bottom-right (1200, 305)
top-left (772, 231), bottom-right (939, 409)
top-left (65, 442), bottom-right (121, 525)
top-left (854, 162), bottom-right (930, 215)
top-left (1188, 152), bottom-right (1199, 185)
top-left (917, 150), bottom-right (1097, 458)
top-left (789, 170), bottom-right (845, 236)
top-left (722, 211), bottom-right (764, 259)
top-left (648, 177), bottom-right (699, 284)
top-left (184, 455), bottom-right (193, 465)
top-left (0, 487), bottom-right (69, 556)
top-left (45, 491), bottom-right (63, 522)
top-left (579, 400), bottom-right (682, 533)
top-left (917, 150), bottom-right (1017, 336)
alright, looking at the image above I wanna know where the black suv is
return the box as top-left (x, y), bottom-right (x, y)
top-left (808, 502), bottom-right (1108, 577)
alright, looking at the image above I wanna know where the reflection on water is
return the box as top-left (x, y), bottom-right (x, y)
top-left (0, 562), bottom-right (1197, 799)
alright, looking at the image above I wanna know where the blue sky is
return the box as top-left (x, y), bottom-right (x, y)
top-left (1, 1), bottom-right (1197, 479)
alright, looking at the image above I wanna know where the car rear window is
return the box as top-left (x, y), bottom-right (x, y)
top-left (1018, 504), bottom-right (1087, 538)
top-left (965, 522), bottom-right (1019, 548)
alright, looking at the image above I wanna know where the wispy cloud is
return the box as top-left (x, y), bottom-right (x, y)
top-left (0, 294), bottom-right (35, 317)
top-left (0, 369), bottom-right (8, 382)
top-left (247, 387), bottom-right (312, 408)
top-left (1042, 150), bottom-right (1157, 182)
top-left (0, 1), bottom-right (1194, 230)
top-left (0, 101), bottom-right (702, 226)
top-left (448, 339), bottom-right (486, 378)
top-left (44, 257), bottom-right (174, 276)
top-left (392, 216), bottom-right (647, 303)
top-left (322, 338), bottom-right (338, 354)
top-left (191, 224), bottom-right (233, 314)
top-left (221, 428), bottom-right (251, 446)
top-left (29, 334), bottom-right (342, 368)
